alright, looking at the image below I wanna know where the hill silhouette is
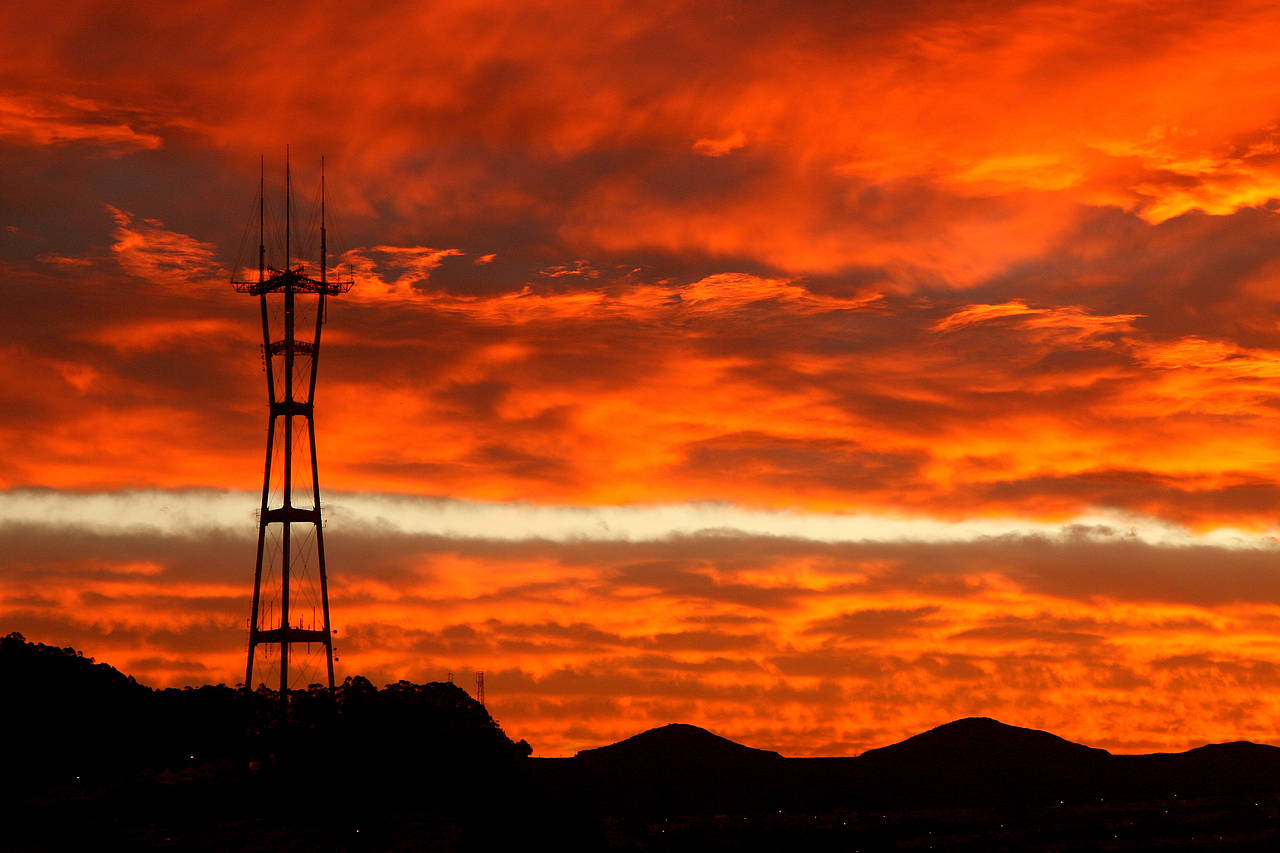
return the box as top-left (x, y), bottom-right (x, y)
top-left (10, 631), bottom-right (1280, 850)
top-left (541, 723), bottom-right (784, 814)
top-left (544, 715), bottom-right (1280, 819)
top-left (847, 715), bottom-right (1112, 807)
top-left (1, 631), bottom-right (155, 784)
top-left (575, 722), bottom-right (783, 765)
top-left (860, 715), bottom-right (1109, 764)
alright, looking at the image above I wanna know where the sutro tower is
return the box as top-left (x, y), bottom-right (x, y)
top-left (234, 152), bottom-right (352, 702)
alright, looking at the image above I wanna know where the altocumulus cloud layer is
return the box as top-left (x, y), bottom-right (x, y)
top-left (7, 0), bottom-right (1280, 754)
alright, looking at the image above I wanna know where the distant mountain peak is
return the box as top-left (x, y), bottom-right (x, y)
top-left (861, 716), bottom-right (1110, 764)
top-left (933, 716), bottom-right (1005, 731)
top-left (575, 723), bottom-right (782, 763)
top-left (1186, 740), bottom-right (1280, 755)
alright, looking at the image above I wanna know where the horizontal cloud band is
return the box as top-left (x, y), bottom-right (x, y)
top-left (1, 488), bottom-right (1275, 551)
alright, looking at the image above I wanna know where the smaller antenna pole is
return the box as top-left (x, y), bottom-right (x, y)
top-left (285, 145), bottom-right (291, 270)
top-left (476, 670), bottom-right (485, 706)
top-left (258, 157), bottom-right (265, 283)
top-left (320, 156), bottom-right (327, 285)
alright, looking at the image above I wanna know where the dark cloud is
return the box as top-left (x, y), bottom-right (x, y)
top-left (803, 606), bottom-right (942, 639)
top-left (679, 432), bottom-right (927, 492)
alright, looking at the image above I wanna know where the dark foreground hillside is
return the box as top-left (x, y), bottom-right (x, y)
top-left (1, 632), bottom-right (529, 777)
top-left (7, 632), bottom-right (1280, 850)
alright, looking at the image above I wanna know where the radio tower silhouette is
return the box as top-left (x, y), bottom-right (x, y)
top-left (234, 150), bottom-right (352, 707)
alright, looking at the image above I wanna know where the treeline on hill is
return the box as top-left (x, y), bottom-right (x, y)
top-left (0, 632), bottom-right (531, 795)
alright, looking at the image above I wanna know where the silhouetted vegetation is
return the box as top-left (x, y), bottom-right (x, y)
top-left (1, 631), bottom-right (154, 785)
top-left (2, 632), bottom-right (526, 786)
top-left (2, 631), bottom-right (532, 850)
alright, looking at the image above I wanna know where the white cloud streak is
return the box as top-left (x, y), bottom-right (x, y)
top-left (0, 489), bottom-right (1277, 551)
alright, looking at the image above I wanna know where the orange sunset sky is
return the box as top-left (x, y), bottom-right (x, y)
top-left (8, 0), bottom-right (1280, 756)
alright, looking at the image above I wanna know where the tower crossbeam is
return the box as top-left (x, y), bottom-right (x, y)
top-left (232, 267), bottom-right (352, 295)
